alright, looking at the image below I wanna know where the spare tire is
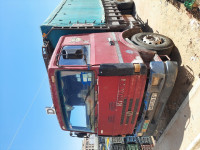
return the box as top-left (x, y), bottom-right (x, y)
top-left (131, 32), bottom-right (174, 55)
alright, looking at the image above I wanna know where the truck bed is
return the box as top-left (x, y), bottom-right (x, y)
top-left (42, 0), bottom-right (105, 27)
top-left (41, 0), bottom-right (128, 49)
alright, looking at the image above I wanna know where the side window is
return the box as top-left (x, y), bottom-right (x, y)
top-left (59, 45), bottom-right (90, 66)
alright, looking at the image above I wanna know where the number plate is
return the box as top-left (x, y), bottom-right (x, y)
top-left (148, 93), bottom-right (158, 110)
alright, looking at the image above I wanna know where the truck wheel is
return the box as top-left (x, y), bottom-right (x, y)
top-left (131, 32), bottom-right (174, 55)
top-left (115, 1), bottom-right (134, 10)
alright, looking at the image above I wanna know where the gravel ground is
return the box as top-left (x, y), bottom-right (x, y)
top-left (133, 0), bottom-right (200, 140)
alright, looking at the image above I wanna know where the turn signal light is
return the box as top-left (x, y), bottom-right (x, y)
top-left (152, 76), bottom-right (160, 86)
top-left (134, 64), bottom-right (141, 73)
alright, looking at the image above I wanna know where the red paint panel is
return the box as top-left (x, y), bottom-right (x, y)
top-left (58, 33), bottom-right (120, 65)
top-left (98, 74), bottom-right (147, 136)
top-left (123, 75), bottom-right (147, 134)
top-left (98, 76), bottom-right (120, 136)
top-left (112, 76), bottom-right (132, 135)
top-left (93, 33), bottom-right (119, 65)
top-left (131, 75), bottom-right (147, 132)
top-left (48, 68), bottom-right (65, 130)
top-left (114, 32), bottom-right (143, 64)
top-left (61, 34), bottom-right (91, 47)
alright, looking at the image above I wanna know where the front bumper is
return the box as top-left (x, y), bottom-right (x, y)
top-left (135, 61), bottom-right (178, 136)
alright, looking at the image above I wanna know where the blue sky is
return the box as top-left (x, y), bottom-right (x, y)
top-left (0, 0), bottom-right (82, 149)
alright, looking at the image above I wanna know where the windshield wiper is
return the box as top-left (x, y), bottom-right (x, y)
top-left (88, 98), bottom-right (98, 130)
top-left (84, 81), bottom-right (96, 130)
top-left (84, 82), bottom-right (96, 102)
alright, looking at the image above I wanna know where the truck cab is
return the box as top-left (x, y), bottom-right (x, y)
top-left (47, 29), bottom-right (178, 137)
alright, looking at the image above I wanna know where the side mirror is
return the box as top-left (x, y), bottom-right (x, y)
top-left (70, 132), bottom-right (73, 137)
top-left (45, 107), bottom-right (56, 114)
top-left (62, 49), bottom-right (83, 59)
top-left (70, 132), bottom-right (90, 138)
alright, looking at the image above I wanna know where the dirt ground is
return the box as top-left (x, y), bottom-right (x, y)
top-left (133, 0), bottom-right (200, 140)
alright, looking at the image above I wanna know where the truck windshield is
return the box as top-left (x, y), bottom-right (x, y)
top-left (56, 70), bottom-right (95, 133)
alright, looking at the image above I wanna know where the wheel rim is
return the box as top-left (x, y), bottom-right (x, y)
top-left (142, 35), bottom-right (163, 45)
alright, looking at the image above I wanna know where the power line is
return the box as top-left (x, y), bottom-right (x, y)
top-left (7, 75), bottom-right (47, 150)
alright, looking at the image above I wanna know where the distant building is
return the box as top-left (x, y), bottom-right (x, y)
top-left (82, 135), bottom-right (98, 150)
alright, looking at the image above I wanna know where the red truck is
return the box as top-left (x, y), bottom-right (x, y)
top-left (42, 0), bottom-right (177, 140)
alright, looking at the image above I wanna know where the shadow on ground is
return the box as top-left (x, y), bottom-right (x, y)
top-left (155, 45), bottom-right (194, 142)
top-left (134, 16), bottom-right (194, 143)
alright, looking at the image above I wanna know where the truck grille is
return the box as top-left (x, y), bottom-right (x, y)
top-left (131, 99), bottom-right (140, 124)
top-left (121, 98), bottom-right (140, 125)
top-left (125, 99), bottom-right (133, 124)
top-left (120, 99), bottom-right (127, 125)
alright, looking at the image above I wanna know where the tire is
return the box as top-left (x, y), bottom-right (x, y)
top-left (115, 1), bottom-right (134, 10)
top-left (131, 32), bottom-right (174, 55)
